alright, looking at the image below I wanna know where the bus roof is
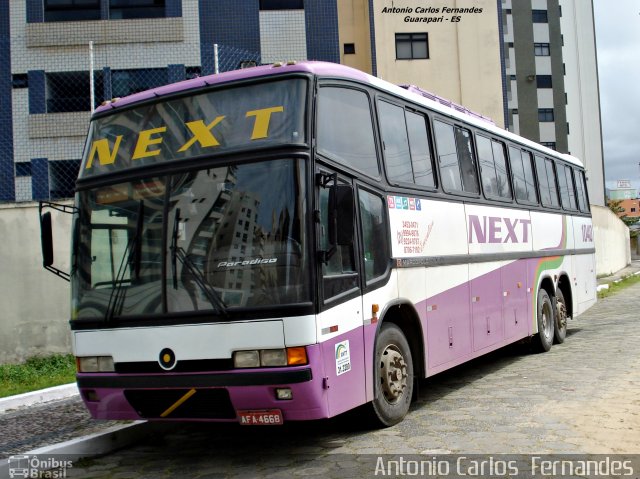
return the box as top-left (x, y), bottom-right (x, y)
top-left (94, 61), bottom-right (584, 169)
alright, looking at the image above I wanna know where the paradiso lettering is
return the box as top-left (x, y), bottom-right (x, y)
top-left (85, 106), bottom-right (285, 170)
top-left (468, 215), bottom-right (531, 244)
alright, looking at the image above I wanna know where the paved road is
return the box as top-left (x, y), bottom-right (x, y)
top-left (59, 284), bottom-right (640, 478)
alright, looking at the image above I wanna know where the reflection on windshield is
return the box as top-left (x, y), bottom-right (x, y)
top-left (72, 159), bottom-right (309, 320)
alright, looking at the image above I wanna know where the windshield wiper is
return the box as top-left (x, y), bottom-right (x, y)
top-left (170, 208), bottom-right (228, 317)
top-left (106, 200), bottom-right (144, 322)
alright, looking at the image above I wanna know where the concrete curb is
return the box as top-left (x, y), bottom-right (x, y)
top-left (0, 421), bottom-right (153, 477)
top-left (0, 383), bottom-right (78, 413)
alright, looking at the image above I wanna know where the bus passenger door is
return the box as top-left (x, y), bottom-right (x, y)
top-left (315, 168), bottom-right (366, 417)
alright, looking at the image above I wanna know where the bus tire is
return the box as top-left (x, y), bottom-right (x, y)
top-left (370, 323), bottom-right (414, 427)
top-left (534, 289), bottom-right (554, 352)
top-left (554, 288), bottom-right (568, 344)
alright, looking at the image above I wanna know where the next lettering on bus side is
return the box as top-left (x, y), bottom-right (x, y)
top-left (85, 106), bottom-right (284, 170)
top-left (468, 215), bottom-right (532, 244)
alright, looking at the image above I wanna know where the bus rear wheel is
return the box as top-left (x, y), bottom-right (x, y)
top-left (370, 323), bottom-right (414, 427)
top-left (534, 289), bottom-right (555, 352)
top-left (554, 288), bottom-right (568, 344)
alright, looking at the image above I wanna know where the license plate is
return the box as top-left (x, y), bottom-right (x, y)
top-left (238, 409), bottom-right (283, 426)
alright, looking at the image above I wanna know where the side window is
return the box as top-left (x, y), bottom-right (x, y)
top-left (317, 87), bottom-right (379, 178)
top-left (478, 136), bottom-right (511, 199)
top-left (535, 155), bottom-right (552, 207)
top-left (405, 111), bottom-right (436, 188)
top-left (359, 189), bottom-right (389, 283)
top-left (492, 141), bottom-right (511, 199)
top-left (318, 177), bottom-right (358, 299)
top-left (575, 169), bottom-right (590, 212)
top-left (545, 158), bottom-right (560, 207)
top-left (434, 121), bottom-right (461, 191)
top-left (378, 101), bottom-right (412, 183)
top-left (509, 147), bottom-right (527, 202)
top-left (478, 136), bottom-right (498, 197)
top-left (522, 150), bottom-right (538, 203)
top-left (557, 164), bottom-right (577, 210)
top-left (535, 155), bottom-right (560, 208)
top-left (434, 120), bottom-right (479, 194)
top-left (378, 102), bottom-right (436, 188)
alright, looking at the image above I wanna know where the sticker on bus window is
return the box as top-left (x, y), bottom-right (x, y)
top-left (335, 340), bottom-right (351, 376)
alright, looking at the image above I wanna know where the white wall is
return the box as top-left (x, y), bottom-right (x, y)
top-left (0, 202), bottom-right (72, 363)
top-left (592, 205), bottom-right (631, 276)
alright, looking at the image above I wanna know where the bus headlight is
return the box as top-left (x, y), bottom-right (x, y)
top-left (77, 356), bottom-right (115, 373)
top-left (233, 347), bottom-right (308, 368)
top-left (233, 350), bottom-right (260, 368)
top-left (260, 349), bottom-right (287, 367)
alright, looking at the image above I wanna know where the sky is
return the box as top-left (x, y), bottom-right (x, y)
top-left (593, 0), bottom-right (640, 193)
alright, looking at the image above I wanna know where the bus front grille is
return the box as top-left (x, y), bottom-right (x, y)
top-left (124, 388), bottom-right (236, 419)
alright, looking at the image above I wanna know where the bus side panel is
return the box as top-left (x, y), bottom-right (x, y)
top-left (319, 326), bottom-right (367, 418)
top-left (425, 264), bottom-right (471, 369)
top-left (572, 215), bottom-right (597, 314)
top-left (501, 259), bottom-right (530, 338)
top-left (470, 262), bottom-right (505, 351)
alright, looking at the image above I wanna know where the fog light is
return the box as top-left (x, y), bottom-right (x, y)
top-left (260, 349), bottom-right (287, 366)
top-left (84, 390), bottom-right (99, 402)
top-left (276, 388), bottom-right (293, 400)
top-left (234, 350), bottom-right (260, 368)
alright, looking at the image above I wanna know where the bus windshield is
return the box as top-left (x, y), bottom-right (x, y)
top-left (72, 159), bottom-right (309, 320)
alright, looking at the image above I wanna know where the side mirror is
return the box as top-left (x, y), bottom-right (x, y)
top-left (328, 184), bottom-right (355, 246)
top-left (38, 201), bottom-right (76, 281)
top-left (40, 212), bottom-right (54, 268)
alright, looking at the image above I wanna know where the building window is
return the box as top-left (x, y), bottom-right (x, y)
top-left (259, 0), bottom-right (304, 9)
top-left (44, 0), bottom-right (101, 22)
top-left (111, 68), bottom-right (168, 98)
top-left (541, 142), bottom-right (556, 150)
top-left (536, 75), bottom-right (553, 88)
top-left (395, 33), bottom-right (429, 60)
top-left (12, 74), bottom-right (28, 89)
top-left (15, 162), bottom-right (32, 177)
top-left (343, 43), bottom-right (356, 55)
top-left (631, 207), bottom-right (636, 213)
top-left (538, 109), bottom-right (555, 122)
top-left (46, 71), bottom-right (104, 113)
top-left (534, 43), bottom-right (550, 56)
top-left (49, 159), bottom-right (81, 199)
top-left (532, 9), bottom-right (548, 23)
top-left (109, 0), bottom-right (166, 19)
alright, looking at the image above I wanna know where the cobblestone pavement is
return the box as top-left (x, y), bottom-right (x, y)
top-left (19, 284), bottom-right (640, 478)
top-left (0, 397), bottom-right (123, 457)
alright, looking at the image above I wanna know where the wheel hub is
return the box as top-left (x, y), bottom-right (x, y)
top-left (380, 345), bottom-right (408, 403)
top-left (557, 300), bottom-right (567, 330)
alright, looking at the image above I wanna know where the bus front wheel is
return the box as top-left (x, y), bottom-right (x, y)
top-left (370, 323), bottom-right (414, 427)
top-left (534, 289), bottom-right (555, 352)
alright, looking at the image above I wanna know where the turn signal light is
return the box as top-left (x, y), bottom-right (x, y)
top-left (286, 347), bottom-right (308, 366)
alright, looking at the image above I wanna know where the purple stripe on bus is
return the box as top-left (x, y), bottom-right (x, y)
top-left (94, 61), bottom-right (373, 114)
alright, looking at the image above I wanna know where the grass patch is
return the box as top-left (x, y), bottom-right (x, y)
top-left (0, 354), bottom-right (76, 398)
top-left (598, 273), bottom-right (640, 299)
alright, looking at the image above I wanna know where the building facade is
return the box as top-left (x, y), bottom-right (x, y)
top-left (502, 0), bottom-right (605, 205)
top-left (0, 0), bottom-right (604, 206)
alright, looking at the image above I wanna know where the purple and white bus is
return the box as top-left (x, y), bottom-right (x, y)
top-left (42, 61), bottom-right (596, 426)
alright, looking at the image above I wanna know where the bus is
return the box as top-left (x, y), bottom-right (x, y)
top-left (40, 61), bottom-right (596, 427)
